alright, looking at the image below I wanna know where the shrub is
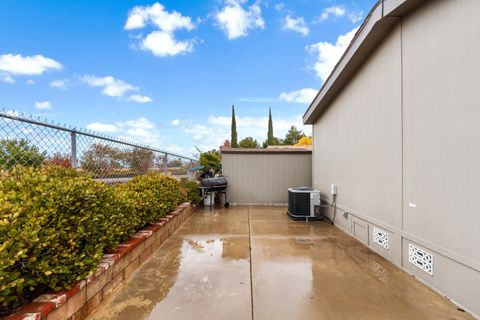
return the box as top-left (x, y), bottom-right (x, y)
top-left (0, 167), bottom-right (194, 312)
top-left (117, 173), bottom-right (183, 230)
top-left (0, 166), bottom-right (119, 310)
top-left (294, 136), bottom-right (312, 146)
top-left (46, 154), bottom-right (72, 168)
top-left (179, 178), bottom-right (200, 204)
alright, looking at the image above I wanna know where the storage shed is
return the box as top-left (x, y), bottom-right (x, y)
top-left (221, 147), bottom-right (312, 205)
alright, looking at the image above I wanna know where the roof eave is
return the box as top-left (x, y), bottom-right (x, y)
top-left (303, 0), bottom-right (423, 125)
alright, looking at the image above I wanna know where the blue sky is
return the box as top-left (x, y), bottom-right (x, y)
top-left (0, 0), bottom-right (376, 156)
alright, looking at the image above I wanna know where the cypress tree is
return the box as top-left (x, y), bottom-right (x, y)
top-left (267, 108), bottom-right (274, 146)
top-left (231, 105), bottom-right (238, 148)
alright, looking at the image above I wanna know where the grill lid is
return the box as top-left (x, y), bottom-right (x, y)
top-left (201, 176), bottom-right (228, 187)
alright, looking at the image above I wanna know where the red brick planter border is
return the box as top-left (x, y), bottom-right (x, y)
top-left (4, 202), bottom-right (198, 320)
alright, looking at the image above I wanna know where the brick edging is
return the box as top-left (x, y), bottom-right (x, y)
top-left (4, 202), bottom-right (198, 320)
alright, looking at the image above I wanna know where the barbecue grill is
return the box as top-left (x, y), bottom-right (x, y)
top-left (199, 176), bottom-right (229, 210)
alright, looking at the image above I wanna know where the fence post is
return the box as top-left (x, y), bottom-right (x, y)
top-left (71, 131), bottom-right (78, 169)
top-left (163, 153), bottom-right (168, 173)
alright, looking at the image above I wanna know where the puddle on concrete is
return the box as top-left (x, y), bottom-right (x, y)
top-left (89, 235), bottom-right (251, 320)
top-left (89, 206), bottom-right (473, 320)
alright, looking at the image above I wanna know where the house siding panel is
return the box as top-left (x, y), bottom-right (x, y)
top-left (312, 24), bottom-right (403, 230)
top-left (311, 0), bottom-right (480, 316)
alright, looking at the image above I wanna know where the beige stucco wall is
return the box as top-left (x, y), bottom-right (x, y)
top-left (312, 0), bottom-right (480, 317)
top-left (222, 152), bottom-right (312, 204)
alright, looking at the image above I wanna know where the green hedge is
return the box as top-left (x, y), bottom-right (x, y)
top-left (0, 166), bottom-right (196, 312)
top-left (179, 178), bottom-right (201, 205)
top-left (116, 173), bottom-right (184, 230)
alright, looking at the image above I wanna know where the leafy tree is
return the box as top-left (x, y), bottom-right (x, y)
top-left (267, 108), bottom-right (274, 146)
top-left (80, 144), bottom-right (123, 175)
top-left (0, 139), bottom-right (46, 170)
top-left (295, 136), bottom-right (312, 146)
top-left (200, 150), bottom-right (221, 173)
top-left (231, 105), bottom-right (238, 148)
top-left (239, 137), bottom-right (260, 148)
top-left (262, 136), bottom-right (283, 148)
top-left (126, 147), bottom-right (154, 174)
top-left (283, 126), bottom-right (306, 145)
top-left (168, 158), bottom-right (184, 168)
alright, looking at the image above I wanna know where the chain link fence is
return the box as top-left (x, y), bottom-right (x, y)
top-left (0, 109), bottom-right (198, 183)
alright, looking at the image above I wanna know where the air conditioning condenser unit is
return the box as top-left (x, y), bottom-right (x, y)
top-left (287, 187), bottom-right (321, 221)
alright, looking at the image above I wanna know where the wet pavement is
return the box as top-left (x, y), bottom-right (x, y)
top-left (88, 206), bottom-right (472, 320)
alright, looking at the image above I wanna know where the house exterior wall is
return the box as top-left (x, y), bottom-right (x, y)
top-left (222, 152), bottom-right (312, 204)
top-left (312, 0), bottom-right (480, 317)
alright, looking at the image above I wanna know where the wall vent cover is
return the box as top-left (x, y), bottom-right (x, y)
top-left (372, 227), bottom-right (389, 249)
top-left (408, 244), bottom-right (433, 275)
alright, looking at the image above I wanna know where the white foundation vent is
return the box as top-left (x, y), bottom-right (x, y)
top-left (372, 227), bottom-right (389, 250)
top-left (408, 244), bottom-right (433, 275)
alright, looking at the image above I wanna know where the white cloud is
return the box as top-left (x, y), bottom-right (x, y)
top-left (84, 118), bottom-right (195, 156)
top-left (215, 0), bottom-right (265, 40)
top-left (49, 79), bottom-right (68, 90)
top-left (80, 75), bottom-right (138, 97)
top-left (125, 2), bottom-right (196, 57)
top-left (279, 88), bottom-right (317, 104)
top-left (182, 122), bottom-right (230, 150)
top-left (307, 27), bottom-right (358, 82)
top-left (141, 31), bottom-right (194, 57)
top-left (171, 119), bottom-right (180, 126)
top-left (125, 127), bottom-right (152, 138)
top-left (282, 15), bottom-right (309, 36)
top-left (347, 11), bottom-right (364, 23)
top-left (4, 110), bottom-right (19, 117)
top-left (125, 2), bottom-right (194, 32)
top-left (239, 88), bottom-right (317, 104)
top-left (319, 5), bottom-right (346, 21)
top-left (26, 79), bottom-right (35, 85)
top-left (319, 5), bottom-right (363, 23)
top-left (86, 117), bottom-right (161, 147)
top-left (128, 94), bottom-right (153, 103)
top-left (34, 101), bottom-right (52, 110)
top-left (207, 115), bottom-right (306, 131)
top-left (1, 74), bottom-right (15, 83)
top-left (178, 113), bottom-right (311, 150)
top-left (274, 3), bottom-right (284, 11)
top-left (123, 118), bottom-right (156, 130)
top-left (0, 54), bottom-right (62, 77)
top-left (86, 122), bottom-right (118, 133)
top-left (120, 118), bottom-right (161, 146)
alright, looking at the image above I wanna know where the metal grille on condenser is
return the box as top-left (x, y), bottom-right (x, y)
top-left (288, 191), bottom-right (310, 216)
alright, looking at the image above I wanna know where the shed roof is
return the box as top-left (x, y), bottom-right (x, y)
top-left (221, 146), bottom-right (312, 154)
top-left (303, 0), bottom-right (423, 124)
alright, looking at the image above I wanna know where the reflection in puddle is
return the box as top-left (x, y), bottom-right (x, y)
top-left (371, 260), bottom-right (389, 284)
top-left (187, 240), bottom-right (205, 252)
top-left (89, 236), bottom-right (251, 320)
top-left (295, 237), bottom-right (315, 246)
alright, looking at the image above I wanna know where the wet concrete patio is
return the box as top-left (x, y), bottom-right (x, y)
top-left (88, 206), bottom-right (472, 320)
